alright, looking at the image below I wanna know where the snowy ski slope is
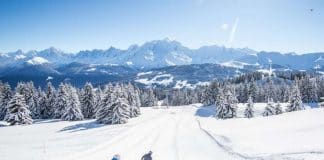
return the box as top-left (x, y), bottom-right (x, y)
top-left (0, 104), bottom-right (324, 160)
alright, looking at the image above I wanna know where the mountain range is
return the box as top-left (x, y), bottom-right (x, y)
top-left (0, 39), bottom-right (323, 88)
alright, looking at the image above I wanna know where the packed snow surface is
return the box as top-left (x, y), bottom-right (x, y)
top-left (0, 104), bottom-right (324, 160)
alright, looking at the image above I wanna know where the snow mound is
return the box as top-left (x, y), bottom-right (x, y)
top-left (199, 105), bottom-right (324, 160)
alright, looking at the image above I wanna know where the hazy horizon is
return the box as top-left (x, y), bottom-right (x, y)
top-left (1, 37), bottom-right (324, 55)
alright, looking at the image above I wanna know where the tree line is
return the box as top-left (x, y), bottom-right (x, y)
top-left (0, 81), bottom-right (159, 125)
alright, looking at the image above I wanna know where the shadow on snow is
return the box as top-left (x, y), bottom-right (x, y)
top-left (195, 105), bottom-right (215, 118)
top-left (59, 120), bottom-right (105, 133)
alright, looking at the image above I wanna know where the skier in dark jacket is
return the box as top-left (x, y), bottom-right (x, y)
top-left (141, 151), bottom-right (153, 160)
top-left (112, 154), bottom-right (120, 160)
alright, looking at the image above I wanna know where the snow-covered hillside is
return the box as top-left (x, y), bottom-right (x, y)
top-left (0, 104), bottom-right (323, 160)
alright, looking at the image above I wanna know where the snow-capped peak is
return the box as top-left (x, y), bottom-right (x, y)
top-left (27, 57), bottom-right (50, 65)
top-left (14, 54), bottom-right (26, 60)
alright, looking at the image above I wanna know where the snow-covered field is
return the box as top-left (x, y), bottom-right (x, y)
top-left (0, 104), bottom-right (324, 160)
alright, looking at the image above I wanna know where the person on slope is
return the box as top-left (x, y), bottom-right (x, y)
top-left (141, 151), bottom-right (153, 160)
top-left (112, 154), bottom-right (120, 160)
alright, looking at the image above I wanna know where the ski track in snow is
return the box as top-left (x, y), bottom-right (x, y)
top-left (62, 107), bottom-right (243, 160)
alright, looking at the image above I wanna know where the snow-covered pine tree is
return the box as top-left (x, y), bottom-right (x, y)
top-left (216, 87), bottom-right (237, 119)
top-left (96, 84), bottom-right (130, 124)
top-left (134, 86), bottom-right (142, 115)
top-left (0, 83), bottom-right (12, 120)
top-left (242, 82), bottom-right (249, 103)
top-left (287, 81), bottom-right (304, 112)
top-left (5, 93), bottom-right (33, 125)
top-left (27, 83), bottom-right (40, 119)
top-left (125, 83), bottom-right (141, 118)
top-left (265, 78), bottom-right (276, 102)
top-left (263, 98), bottom-right (275, 116)
top-left (244, 96), bottom-right (254, 118)
top-left (37, 88), bottom-right (47, 118)
top-left (96, 83), bottom-right (115, 124)
top-left (15, 82), bottom-right (37, 113)
top-left (108, 87), bottom-right (130, 124)
top-left (94, 86), bottom-right (103, 115)
top-left (61, 85), bottom-right (84, 121)
top-left (42, 82), bottom-right (56, 119)
top-left (215, 85), bottom-right (224, 107)
top-left (248, 78), bottom-right (258, 101)
top-left (224, 87), bottom-right (238, 118)
top-left (142, 88), bottom-right (157, 107)
top-left (215, 88), bottom-right (227, 119)
top-left (29, 87), bottom-right (43, 119)
top-left (80, 82), bottom-right (96, 118)
top-left (274, 102), bottom-right (283, 115)
top-left (53, 83), bottom-right (69, 118)
top-left (300, 75), bottom-right (318, 103)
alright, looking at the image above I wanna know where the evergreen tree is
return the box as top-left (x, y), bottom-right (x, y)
top-left (263, 98), bottom-right (275, 116)
top-left (37, 88), bottom-right (47, 119)
top-left (94, 86), bottom-right (103, 115)
top-left (134, 87), bottom-right (142, 114)
top-left (96, 84), bottom-right (130, 124)
top-left (96, 83), bottom-right (115, 124)
top-left (265, 78), bottom-right (276, 101)
top-left (215, 89), bottom-right (226, 119)
top-left (287, 82), bottom-right (304, 112)
top-left (125, 83), bottom-right (141, 118)
top-left (248, 78), bottom-right (258, 101)
top-left (42, 82), bottom-right (56, 119)
top-left (244, 96), bottom-right (254, 118)
top-left (29, 87), bottom-right (43, 119)
top-left (61, 85), bottom-right (84, 121)
top-left (274, 102), bottom-right (283, 115)
top-left (141, 88), bottom-right (157, 107)
top-left (0, 83), bottom-right (12, 120)
top-left (80, 82), bottom-right (96, 118)
top-left (110, 88), bottom-right (130, 124)
top-left (5, 93), bottom-right (33, 125)
top-left (216, 88), bottom-right (237, 119)
top-left (300, 75), bottom-right (318, 103)
top-left (53, 83), bottom-right (69, 118)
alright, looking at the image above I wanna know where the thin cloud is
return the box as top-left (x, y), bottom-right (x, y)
top-left (228, 17), bottom-right (239, 47)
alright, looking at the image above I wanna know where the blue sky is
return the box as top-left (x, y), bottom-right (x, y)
top-left (0, 0), bottom-right (323, 54)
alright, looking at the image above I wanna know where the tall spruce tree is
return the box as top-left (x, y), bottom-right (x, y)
top-left (0, 83), bottom-right (12, 120)
top-left (244, 96), bottom-right (254, 118)
top-left (141, 88), bottom-right (157, 107)
top-left (215, 89), bottom-right (226, 119)
top-left (61, 85), bottom-right (84, 121)
top-left (96, 83), bottom-right (115, 124)
top-left (263, 98), bottom-right (275, 116)
top-left (80, 82), bottom-right (96, 118)
top-left (216, 88), bottom-right (237, 119)
top-left (53, 83), bottom-right (69, 118)
top-left (287, 81), bottom-right (304, 112)
top-left (42, 82), bottom-right (56, 119)
top-left (5, 93), bottom-right (33, 125)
